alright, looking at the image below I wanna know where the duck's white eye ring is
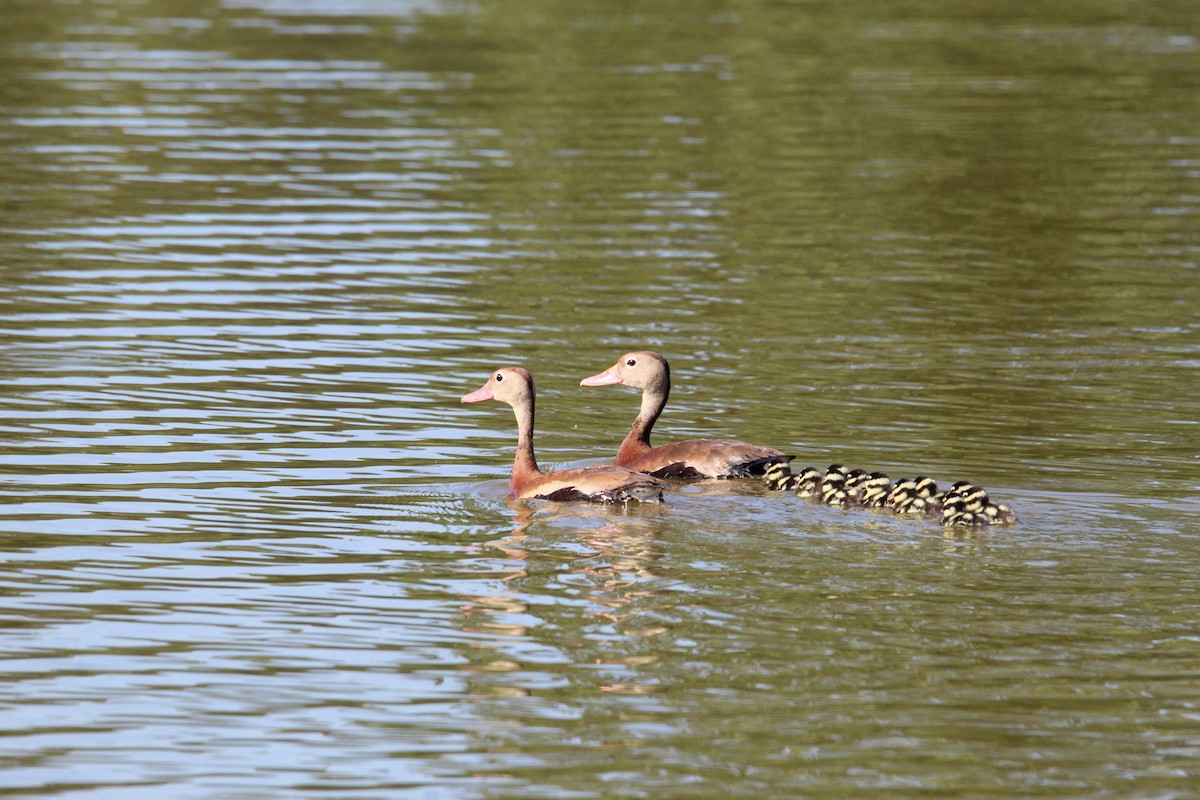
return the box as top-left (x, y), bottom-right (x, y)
top-left (495, 373), bottom-right (503, 381)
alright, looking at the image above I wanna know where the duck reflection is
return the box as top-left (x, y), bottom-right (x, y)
top-left (456, 501), bottom-right (671, 697)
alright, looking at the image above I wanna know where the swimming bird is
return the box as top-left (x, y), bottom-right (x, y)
top-left (764, 462), bottom-right (822, 497)
top-left (885, 476), bottom-right (941, 516)
top-left (462, 367), bottom-right (664, 504)
top-left (938, 481), bottom-right (1018, 526)
top-left (820, 464), bottom-right (852, 507)
top-left (580, 351), bottom-right (791, 479)
top-left (858, 472), bottom-right (893, 508)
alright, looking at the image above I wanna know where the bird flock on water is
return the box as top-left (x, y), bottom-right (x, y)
top-left (461, 351), bottom-right (1017, 528)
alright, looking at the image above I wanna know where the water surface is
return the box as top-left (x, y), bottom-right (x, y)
top-left (1, 0), bottom-right (1198, 797)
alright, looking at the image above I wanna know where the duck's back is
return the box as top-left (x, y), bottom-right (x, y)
top-left (520, 465), bottom-right (664, 504)
top-left (618, 438), bottom-right (790, 480)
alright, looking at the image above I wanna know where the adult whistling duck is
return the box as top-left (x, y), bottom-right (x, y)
top-left (462, 367), bottom-right (664, 504)
top-left (580, 351), bottom-right (791, 479)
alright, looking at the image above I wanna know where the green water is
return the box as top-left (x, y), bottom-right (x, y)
top-left (1, 0), bottom-right (1198, 797)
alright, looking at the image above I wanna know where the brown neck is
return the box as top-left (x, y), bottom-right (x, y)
top-left (509, 392), bottom-right (542, 495)
top-left (617, 383), bottom-right (668, 461)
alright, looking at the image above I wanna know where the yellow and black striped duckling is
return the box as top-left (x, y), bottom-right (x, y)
top-left (983, 502), bottom-right (1017, 525)
top-left (940, 495), bottom-right (978, 526)
top-left (820, 464), bottom-right (852, 507)
top-left (912, 476), bottom-right (940, 508)
top-left (763, 461), bottom-right (788, 488)
top-left (764, 462), bottom-right (822, 498)
top-left (885, 476), bottom-right (940, 516)
top-left (763, 462), bottom-right (796, 491)
top-left (843, 468), bottom-right (871, 504)
top-left (794, 467), bottom-right (822, 498)
top-left (883, 477), bottom-right (915, 510)
top-left (858, 472), bottom-right (892, 508)
top-left (939, 481), bottom-right (1017, 527)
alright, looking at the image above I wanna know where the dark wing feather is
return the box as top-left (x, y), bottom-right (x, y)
top-left (726, 455), bottom-right (793, 478)
top-left (540, 486), bottom-right (589, 502)
top-left (649, 462), bottom-right (706, 480)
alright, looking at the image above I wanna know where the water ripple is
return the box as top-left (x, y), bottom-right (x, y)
top-left (2, 0), bottom-right (1199, 797)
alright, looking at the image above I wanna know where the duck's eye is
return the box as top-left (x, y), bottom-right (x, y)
top-left (626, 358), bottom-right (636, 367)
top-left (495, 373), bottom-right (503, 382)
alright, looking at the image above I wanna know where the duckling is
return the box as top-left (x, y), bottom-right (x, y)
top-left (763, 463), bottom-right (822, 498)
top-left (843, 468), bottom-right (870, 504)
top-left (885, 478), bottom-right (922, 515)
top-left (793, 466), bottom-right (822, 498)
top-left (955, 483), bottom-right (991, 513)
top-left (912, 476), bottom-right (944, 515)
top-left (887, 476), bottom-right (943, 516)
top-left (913, 476), bottom-right (939, 501)
top-left (940, 495), bottom-right (979, 526)
top-left (884, 477), bottom-right (914, 509)
top-left (820, 479), bottom-right (848, 507)
top-left (763, 462), bottom-right (794, 492)
top-left (825, 463), bottom-right (850, 481)
top-left (820, 464), bottom-right (851, 507)
top-left (859, 472), bottom-right (892, 508)
top-left (946, 480), bottom-right (976, 495)
top-left (980, 500), bottom-right (1017, 525)
top-left (938, 481), bottom-right (1018, 527)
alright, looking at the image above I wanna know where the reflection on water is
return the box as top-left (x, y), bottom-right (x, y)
top-left (2, 0), bottom-right (1199, 796)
